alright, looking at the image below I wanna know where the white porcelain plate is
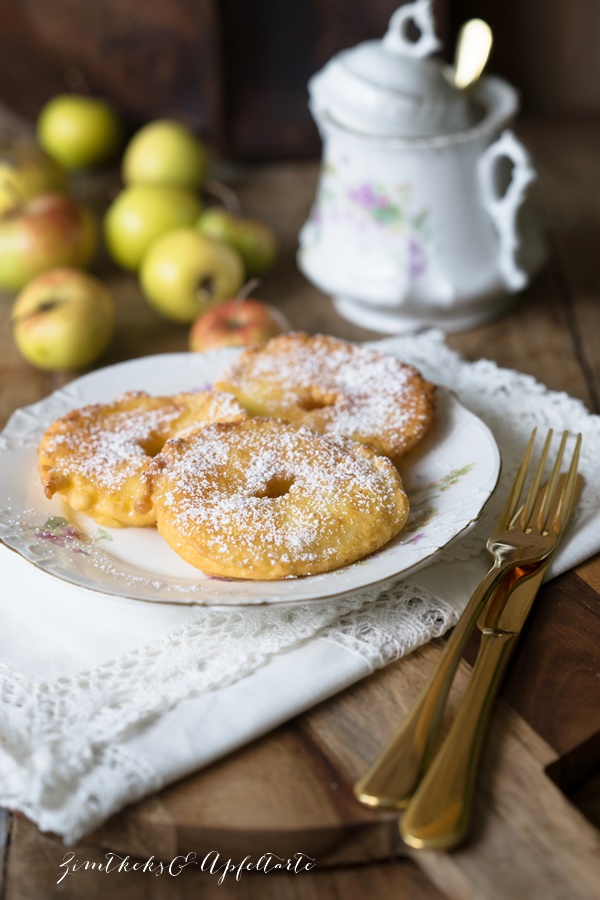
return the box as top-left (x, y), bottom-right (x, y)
top-left (0, 350), bottom-right (500, 606)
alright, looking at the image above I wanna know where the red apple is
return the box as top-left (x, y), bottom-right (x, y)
top-left (0, 194), bottom-right (97, 291)
top-left (189, 298), bottom-right (289, 353)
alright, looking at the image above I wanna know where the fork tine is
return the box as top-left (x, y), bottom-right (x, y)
top-left (550, 433), bottom-right (582, 531)
top-left (520, 429), bottom-right (553, 530)
top-left (538, 431), bottom-right (568, 533)
top-left (500, 428), bottom-right (537, 528)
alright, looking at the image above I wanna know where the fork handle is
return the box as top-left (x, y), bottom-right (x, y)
top-left (400, 630), bottom-right (515, 850)
top-left (353, 563), bottom-right (506, 808)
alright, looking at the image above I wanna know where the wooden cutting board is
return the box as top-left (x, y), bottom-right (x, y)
top-left (61, 560), bottom-right (600, 900)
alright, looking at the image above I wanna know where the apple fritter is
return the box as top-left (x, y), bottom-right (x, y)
top-left (38, 389), bottom-right (246, 527)
top-left (150, 417), bottom-right (410, 579)
top-left (216, 332), bottom-right (436, 467)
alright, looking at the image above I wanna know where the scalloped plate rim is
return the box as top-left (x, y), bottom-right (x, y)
top-left (0, 350), bottom-right (501, 607)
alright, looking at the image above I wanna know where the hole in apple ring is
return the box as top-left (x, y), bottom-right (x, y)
top-left (296, 389), bottom-right (338, 412)
top-left (136, 436), bottom-right (166, 458)
top-left (254, 475), bottom-right (295, 499)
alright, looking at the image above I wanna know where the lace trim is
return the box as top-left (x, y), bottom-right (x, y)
top-left (376, 331), bottom-right (600, 561)
top-left (322, 583), bottom-right (458, 669)
top-left (0, 589), bottom-right (376, 841)
top-left (1, 329), bottom-right (599, 842)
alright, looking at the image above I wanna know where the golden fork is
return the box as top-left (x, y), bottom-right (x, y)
top-left (354, 430), bottom-right (582, 811)
top-left (401, 467), bottom-right (582, 850)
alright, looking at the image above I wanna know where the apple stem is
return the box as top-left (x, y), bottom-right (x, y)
top-left (11, 297), bottom-right (68, 325)
top-left (235, 278), bottom-right (260, 305)
top-left (204, 179), bottom-right (242, 215)
top-left (195, 276), bottom-right (216, 301)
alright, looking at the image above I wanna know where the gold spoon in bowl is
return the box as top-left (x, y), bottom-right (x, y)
top-left (453, 18), bottom-right (493, 90)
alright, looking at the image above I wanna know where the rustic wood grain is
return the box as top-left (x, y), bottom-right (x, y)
top-left (82, 640), bottom-right (600, 898)
top-left (296, 650), bottom-right (600, 900)
top-left (498, 570), bottom-right (600, 759)
top-left (451, 2), bottom-right (600, 116)
top-left (1, 115), bottom-right (600, 898)
top-left (7, 814), bottom-right (444, 900)
top-left (406, 704), bottom-right (600, 900)
top-left (568, 769), bottom-right (600, 832)
top-left (5, 1), bottom-right (600, 159)
top-left (0, 809), bottom-right (11, 898)
top-left (0, 1), bottom-right (450, 160)
top-left (447, 119), bottom-right (600, 411)
top-left (460, 567), bottom-right (600, 762)
top-left (0, 0), bottom-right (223, 137)
top-left (576, 556), bottom-right (600, 593)
top-left (522, 118), bottom-right (600, 411)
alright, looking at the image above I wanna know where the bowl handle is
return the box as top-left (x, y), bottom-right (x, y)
top-left (478, 130), bottom-right (536, 290)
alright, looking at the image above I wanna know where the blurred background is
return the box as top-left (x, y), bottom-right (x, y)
top-left (1, 0), bottom-right (597, 160)
top-left (0, 0), bottom-right (598, 381)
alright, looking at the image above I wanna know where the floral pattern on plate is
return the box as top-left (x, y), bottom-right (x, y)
top-left (0, 351), bottom-right (500, 606)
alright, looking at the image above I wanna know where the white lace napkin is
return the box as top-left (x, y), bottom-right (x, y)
top-left (1, 331), bottom-right (599, 843)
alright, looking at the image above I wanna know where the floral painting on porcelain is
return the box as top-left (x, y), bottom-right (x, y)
top-left (304, 159), bottom-right (430, 284)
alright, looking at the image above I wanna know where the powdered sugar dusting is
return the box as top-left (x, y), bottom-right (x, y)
top-left (43, 401), bottom-right (185, 491)
top-left (217, 333), bottom-right (435, 460)
top-left (153, 418), bottom-right (409, 577)
top-left (40, 391), bottom-right (246, 493)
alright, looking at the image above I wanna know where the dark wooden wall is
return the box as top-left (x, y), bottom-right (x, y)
top-left (449, 1), bottom-right (600, 116)
top-left (0, 0), bottom-right (448, 159)
top-left (0, 0), bottom-right (596, 160)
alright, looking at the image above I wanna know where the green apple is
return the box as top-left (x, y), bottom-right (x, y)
top-left (37, 94), bottom-right (123, 170)
top-left (11, 268), bottom-right (115, 371)
top-left (189, 298), bottom-right (289, 352)
top-left (195, 208), bottom-right (277, 276)
top-left (122, 120), bottom-right (208, 189)
top-left (0, 193), bottom-right (97, 291)
top-left (0, 139), bottom-right (66, 215)
top-left (103, 184), bottom-right (202, 271)
top-left (140, 228), bottom-right (244, 324)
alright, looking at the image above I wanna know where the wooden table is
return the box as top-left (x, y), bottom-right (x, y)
top-left (1, 114), bottom-right (599, 898)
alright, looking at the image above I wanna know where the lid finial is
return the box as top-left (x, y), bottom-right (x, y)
top-left (382, 0), bottom-right (442, 58)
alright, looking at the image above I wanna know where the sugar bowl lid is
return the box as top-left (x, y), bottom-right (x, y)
top-left (308, 0), bottom-right (478, 138)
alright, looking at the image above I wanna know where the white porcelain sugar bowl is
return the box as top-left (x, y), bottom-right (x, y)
top-left (297, 0), bottom-right (546, 333)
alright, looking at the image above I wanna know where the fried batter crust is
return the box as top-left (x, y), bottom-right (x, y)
top-left (150, 417), bottom-right (410, 579)
top-left (215, 333), bottom-right (436, 467)
top-left (38, 390), bottom-right (246, 527)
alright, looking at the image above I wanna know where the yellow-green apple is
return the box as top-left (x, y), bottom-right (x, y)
top-left (140, 228), bottom-right (244, 324)
top-left (189, 297), bottom-right (289, 352)
top-left (122, 120), bottom-right (208, 189)
top-left (37, 94), bottom-right (123, 170)
top-left (0, 194), bottom-right (97, 291)
top-left (103, 184), bottom-right (202, 271)
top-left (0, 139), bottom-right (66, 215)
top-left (11, 268), bottom-right (115, 371)
top-left (196, 208), bottom-right (277, 276)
